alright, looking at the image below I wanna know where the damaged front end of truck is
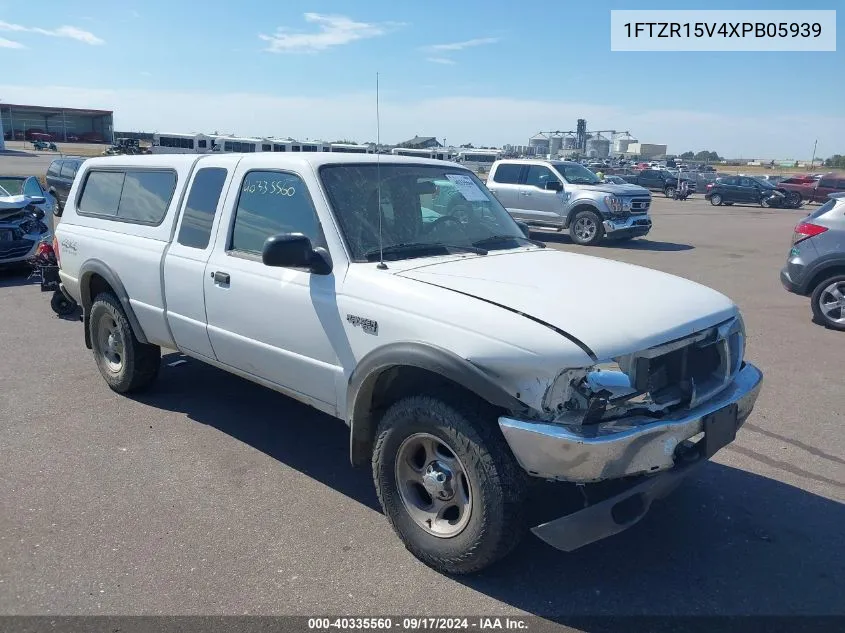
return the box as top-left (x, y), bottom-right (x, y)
top-left (496, 314), bottom-right (763, 551)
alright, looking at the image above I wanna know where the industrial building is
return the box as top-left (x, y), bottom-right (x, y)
top-left (0, 103), bottom-right (114, 144)
top-left (624, 143), bottom-right (668, 159)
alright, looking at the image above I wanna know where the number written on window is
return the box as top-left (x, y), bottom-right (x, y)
top-left (231, 171), bottom-right (319, 255)
top-left (241, 179), bottom-right (297, 196)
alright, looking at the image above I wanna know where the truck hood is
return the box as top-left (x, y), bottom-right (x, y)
top-left (575, 183), bottom-right (649, 196)
top-left (396, 249), bottom-right (737, 361)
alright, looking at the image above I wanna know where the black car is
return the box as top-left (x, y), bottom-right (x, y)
top-left (704, 175), bottom-right (801, 208)
top-left (620, 169), bottom-right (697, 197)
top-left (45, 157), bottom-right (85, 210)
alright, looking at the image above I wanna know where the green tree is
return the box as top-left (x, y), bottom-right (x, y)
top-left (824, 154), bottom-right (845, 168)
top-left (680, 151), bottom-right (695, 159)
top-left (694, 150), bottom-right (721, 162)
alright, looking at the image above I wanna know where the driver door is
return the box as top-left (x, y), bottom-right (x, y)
top-left (517, 165), bottom-right (565, 223)
top-left (202, 167), bottom-right (343, 408)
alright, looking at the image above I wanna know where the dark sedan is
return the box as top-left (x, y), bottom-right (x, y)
top-left (704, 175), bottom-right (801, 208)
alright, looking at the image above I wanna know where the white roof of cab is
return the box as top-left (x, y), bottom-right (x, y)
top-left (81, 153), bottom-right (465, 171)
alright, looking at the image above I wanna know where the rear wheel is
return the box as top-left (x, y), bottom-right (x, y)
top-left (811, 275), bottom-right (845, 331)
top-left (373, 394), bottom-right (526, 575)
top-left (786, 191), bottom-right (802, 208)
top-left (664, 186), bottom-right (676, 198)
top-left (710, 193), bottom-right (723, 206)
top-left (89, 293), bottom-right (161, 393)
top-left (569, 209), bottom-right (605, 246)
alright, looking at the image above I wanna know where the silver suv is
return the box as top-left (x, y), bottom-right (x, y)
top-left (781, 193), bottom-right (845, 330)
top-left (486, 159), bottom-right (652, 246)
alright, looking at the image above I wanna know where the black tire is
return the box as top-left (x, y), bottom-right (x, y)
top-left (786, 191), bottom-right (802, 208)
top-left (50, 290), bottom-right (76, 316)
top-left (89, 292), bottom-right (161, 393)
top-left (569, 209), bottom-right (605, 246)
top-left (810, 274), bottom-right (845, 331)
top-left (664, 186), bottom-right (676, 198)
top-left (709, 193), bottom-right (723, 206)
top-left (373, 394), bottom-right (527, 575)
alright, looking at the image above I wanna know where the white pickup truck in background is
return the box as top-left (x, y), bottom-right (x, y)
top-left (54, 153), bottom-right (763, 574)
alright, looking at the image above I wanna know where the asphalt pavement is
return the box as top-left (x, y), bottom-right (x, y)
top-left (0, 195), bottom-right (843, 620)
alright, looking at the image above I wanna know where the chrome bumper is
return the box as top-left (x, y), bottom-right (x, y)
top-left (499, 362), bottom-right (763, 483)
top-left (602, 215), bottom-right (652, 235)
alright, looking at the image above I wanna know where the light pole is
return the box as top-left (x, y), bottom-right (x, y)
top-left (810, 139), bottom-right (818, 170)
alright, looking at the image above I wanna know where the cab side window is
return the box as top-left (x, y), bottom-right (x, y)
top-left (524, 165), bottom-right (557, 188)
top-left (229, 170), bottom-right (321, 255)
top-left (177, 168), bottom-right (228, 249)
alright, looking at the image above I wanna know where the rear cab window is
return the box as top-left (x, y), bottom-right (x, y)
top-left (47, 161), bottom-right (62, 178)
top-left (491, 163), bottom-right (522, 184)
top-left (77, 169), bottom-right (177, 225)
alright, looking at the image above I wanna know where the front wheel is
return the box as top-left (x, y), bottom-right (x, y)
top-left (89, 293), bottom-right (161, 393)
top-left (709, 193), bottom-right (723, 206)
top-left (373, 394), bottom-right (526, 575)
top-left (811, 275), bottom-right (845, 331)
top-left (569, 209), bottom-right (605, 246)
top-left (664, 186), bottom-right (676, 198)
top-left (786, 191), bottom-right (802, 208)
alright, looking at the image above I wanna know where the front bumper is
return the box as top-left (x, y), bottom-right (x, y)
top-left (498, 362), bottom-right (763, 483)
top-left (530, 448), bottom-right (706, 552)
top-left (0, 237), bottom-right (41, 265)
top-left (602, 215), bottom-right (652, 238)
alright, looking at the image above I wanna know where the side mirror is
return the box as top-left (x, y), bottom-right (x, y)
top-left (543, 180), bottom-right (563, 192)
top-left (29, 195), bottom-right (46, 205)
top-left (515, 220), bottom-right (531, 238)
top-left (53, 204), bottom-right (63, 218)
top-left (262, 233), bottom-right (332, 275)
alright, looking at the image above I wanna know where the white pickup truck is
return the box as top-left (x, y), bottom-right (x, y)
top-left (54, 153), bottom-right (763, 574)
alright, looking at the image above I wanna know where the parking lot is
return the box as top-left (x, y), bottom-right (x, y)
top-left (1, 192), bottom-right (843, 619)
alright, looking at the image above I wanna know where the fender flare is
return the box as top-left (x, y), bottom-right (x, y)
top-left (78, 259), bottom-right (149, 347)
top-left (346, 342), bottom-right (529, 466)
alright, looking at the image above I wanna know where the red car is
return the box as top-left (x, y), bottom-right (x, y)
top-left (779, 173), bottom-right (845, 204)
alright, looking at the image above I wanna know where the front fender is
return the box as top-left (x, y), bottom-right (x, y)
top-left (346, 341), bottom-right (530, 466)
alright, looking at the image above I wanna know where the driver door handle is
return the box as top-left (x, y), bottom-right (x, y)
top-left (212, 271), bottom-right (230, 284)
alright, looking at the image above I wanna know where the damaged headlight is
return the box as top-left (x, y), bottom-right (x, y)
top-left (543, 314), bottom-right (747, 426)
top-left (542, 363), bottom-right (639, 422)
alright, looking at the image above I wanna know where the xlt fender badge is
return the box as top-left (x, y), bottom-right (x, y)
top-left (347, 314), bottom-right (378, 335)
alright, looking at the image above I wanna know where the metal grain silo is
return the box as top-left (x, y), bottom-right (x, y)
top-left (529, 133), bottom-right (550, 155)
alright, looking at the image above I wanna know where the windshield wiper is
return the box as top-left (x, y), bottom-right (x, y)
top-left (364, 242), bottom-right (487, 262)
top-left (472, 235), bottom-right (546, 249)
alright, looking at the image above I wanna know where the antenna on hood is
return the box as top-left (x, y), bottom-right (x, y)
top-left (375, 72), bottom-right (387, 270)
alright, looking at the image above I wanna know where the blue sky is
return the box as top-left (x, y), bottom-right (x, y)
top-left (1, 0), bottom-right (842, 158)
